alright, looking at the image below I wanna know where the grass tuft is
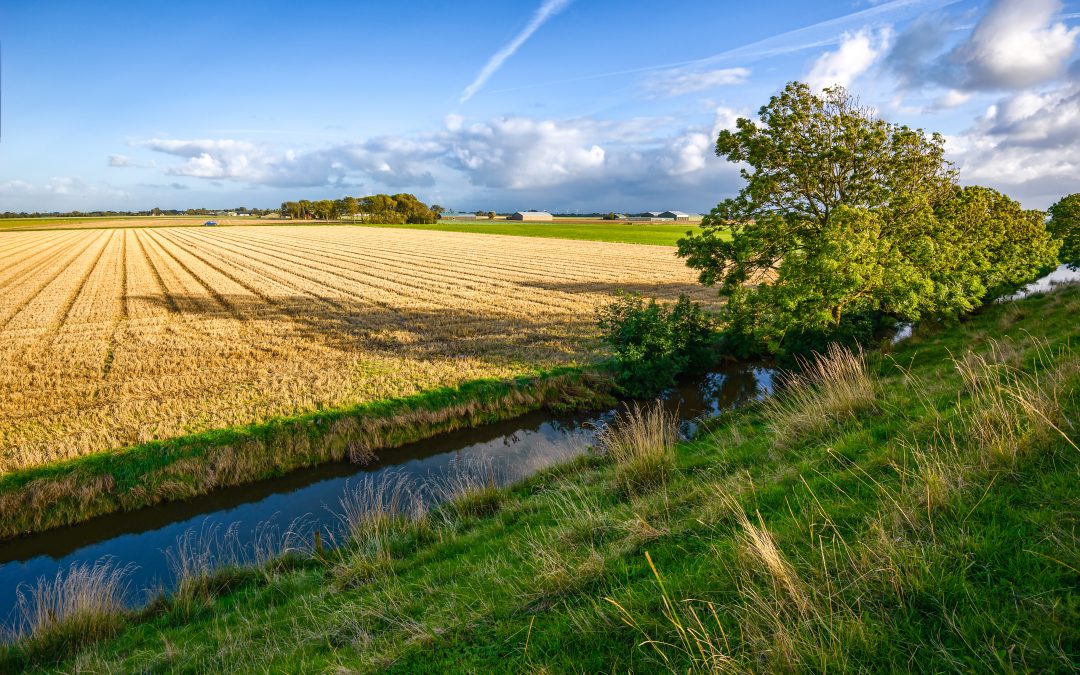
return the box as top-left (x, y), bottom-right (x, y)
top-left (3, 559), bottom-right (132, 667)
top-left (596, 400), bottom-right (679, 495)
top-left (764, 343), bottom-right (876, 445)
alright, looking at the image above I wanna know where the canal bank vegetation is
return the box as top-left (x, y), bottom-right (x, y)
top-left (0, 369), bottom-right (615, 540)
top-left (4, 281), bottom-right (1077, 672)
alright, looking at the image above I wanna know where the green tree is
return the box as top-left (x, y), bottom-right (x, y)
top-left (1048, 193), bottom-right (1080, 269)
top-left (297, 200), bottom-right (313, 220)
top-left (392, 193), bottom-right (438, 224)
top-left (342, 196), bottom-right (359, 219)
top-left (487, 211), bottom-right (497, 220)
top-left (678, 82), bottom-right (1057, 352)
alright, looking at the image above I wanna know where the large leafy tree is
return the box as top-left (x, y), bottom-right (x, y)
top-left (1048, 193), bottom-right (1080, 269)
top-left (678, 82), bottom-right (1057, 350)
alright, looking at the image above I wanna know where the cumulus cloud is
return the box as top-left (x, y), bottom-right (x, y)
top-left (141, 137), bottom-right (441, 188)
top-left (646, 67), bottom-right (750, 96)
top-left (131, 107), bottom-right (747, 211)
top-left (806, 27), bottom-right (893, 90)
top-left (459, 0), bottom-right (572, 103)
top-left (888, 0), bottom-right (1079, 91)
top-left (949, 82), bottom-right (1080, 206)
top-left (0, 177), bottom-right (130, 210)
top-left (953, 0), bottom-right (1078, 90)
top-left (447, 117), bottom-right (606, 189)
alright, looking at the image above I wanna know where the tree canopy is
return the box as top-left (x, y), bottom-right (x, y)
top-left (678, 82), bottom-right (1058, 352)
top-left (1048, 193), bottom-right (1080, 269)
top-left (280, 193), bottom-right (440, 224)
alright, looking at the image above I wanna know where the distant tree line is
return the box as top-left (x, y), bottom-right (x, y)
top-left (0, 207), bottom-right (272, 218)
top-left (279, 194), bottom-right (443, 224)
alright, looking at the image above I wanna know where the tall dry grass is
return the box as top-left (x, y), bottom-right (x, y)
top-left (427, 459), bottom-right (505, 521)
top-left (595, 400), bottom-right (680, 495)
top-left (610, 335), bottom-right (1080, 671)
top-left (332, 473), bottom-right (428, 587)
top-left (764, 343), bottom-right (876, 445)
top-left (8, 559), bottom-right (132, 658)
top-left (954, 339), bottom-right (1078, 466)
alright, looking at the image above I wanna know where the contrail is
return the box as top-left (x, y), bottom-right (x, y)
top-left (488, 0), bottom-right (957, 95)
top-left (459, 0), bottom-right (573, 103)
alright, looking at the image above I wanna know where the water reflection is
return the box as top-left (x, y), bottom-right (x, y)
top-left (0, 363), bottom-right (774, 625)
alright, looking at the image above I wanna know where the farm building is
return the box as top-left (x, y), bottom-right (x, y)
top-left (509, 211), bottom-right (553, 221)
top-left (440, 212), bottom-right (478, 220)
top-left (659, 210), bottom-right (691, 222)
top-left (627, 211), bottom-right (674, 222)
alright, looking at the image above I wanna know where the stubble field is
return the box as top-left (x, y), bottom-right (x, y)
top-left (0, 225), bottom-right (713, 474)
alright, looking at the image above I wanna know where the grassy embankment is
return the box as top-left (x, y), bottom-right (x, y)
top-left (0, 369), bottom-right (614, 540)
top-left (0, 216), bottom-right (718, 247)
top-left (347, 220), bottom-right (717, 246)
top-left (5, 284), bottom-right (1078, 671)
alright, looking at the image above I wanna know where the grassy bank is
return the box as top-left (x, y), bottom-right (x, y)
top-left (353, 220), bottom-right (716, 246)
top-left (4, 285), bottom-right (1079, 672)
top-left (0, 217), bottom-right (721, 246)
top-left (0, 369), bottom-right (614, 540)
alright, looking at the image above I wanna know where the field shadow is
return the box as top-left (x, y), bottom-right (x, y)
top-left (516, 279), bottom-right (718, 302)
top-left (129, 293), bottom-right (601, 367)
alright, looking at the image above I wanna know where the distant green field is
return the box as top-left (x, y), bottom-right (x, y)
top-left (357, 220), bottom-right (711, 246)
top-left (0, 216), bottom-right (195, 231)
top-left (0, 217), bottom-right (721, 245)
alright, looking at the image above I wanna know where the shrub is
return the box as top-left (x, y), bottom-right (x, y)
top-left (598, 293), bottom-right (714, 397)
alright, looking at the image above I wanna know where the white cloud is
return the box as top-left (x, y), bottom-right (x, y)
top-left (141, 137), bottom-right (442, 188)
top-left (806, 27), bottom-right (893, 90)
top-left (646, 67), bottom-right (750, 96)
top-left (107, 154), bottom-right (155, 168)
top-left (949, 82), bottom-right (1080, 206)
top-left (887, 0), bottom-right (1079, 92)
top-left (934, 89), bottom-right (971, 108)
top-left (459, 0), bottom-right (573, 103)
top-left (953, 0), bottom-right (1078, 90)
top-left (129, 107), bottom-right (747, 212)
top-left (447, 117), bottom-right (606, 188)
top-left (0, 177), bottom-right (130, 211)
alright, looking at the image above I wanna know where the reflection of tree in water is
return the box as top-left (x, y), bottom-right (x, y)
top-left (679, 366), bottom-right (774, 417)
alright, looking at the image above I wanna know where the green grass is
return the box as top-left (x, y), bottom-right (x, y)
top-left (353, 220), bottom-right (716, 246)
top-left (0, 216), bottom-right (172, 230)
top-left (5, 286), bottom-right (1079, 672)
top-left (0, 216), bottom-right (723, 246)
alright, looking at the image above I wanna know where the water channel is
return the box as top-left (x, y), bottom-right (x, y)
top-left (0, 364), bottom-right (776, 626)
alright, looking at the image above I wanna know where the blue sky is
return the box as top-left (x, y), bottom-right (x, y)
top-left (1, 0), bottom-right (1078, 213)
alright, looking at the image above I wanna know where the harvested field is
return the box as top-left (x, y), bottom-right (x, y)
top-left (0, 225), bottom-right (714, 474)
